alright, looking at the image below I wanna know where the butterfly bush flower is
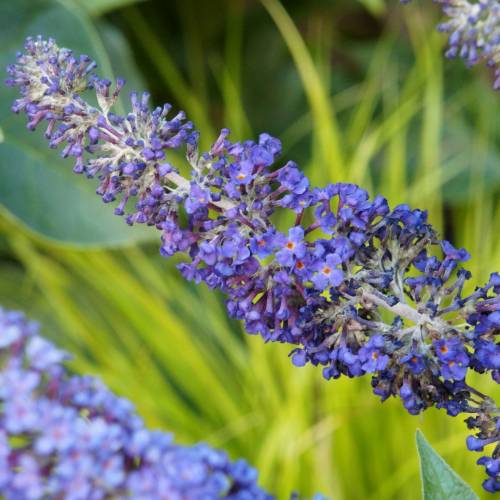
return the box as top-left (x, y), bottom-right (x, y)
top-left (6, 36), bottom-right (500, 492)
top-left (402, 0), bottom-right (500, 88)
top-left (0, 307), bottom-right (308, 499)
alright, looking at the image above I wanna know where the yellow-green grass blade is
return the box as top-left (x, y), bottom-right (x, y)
top-left (261, 0), bottom-right (344, 184)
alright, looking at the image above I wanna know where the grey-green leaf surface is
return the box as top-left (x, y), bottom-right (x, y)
top-left (70, 0), bottom-right (146, 16)
top-left (0, 0), bottom-right (153, 246)
top-left (416, 430), bottom-right (479, 500)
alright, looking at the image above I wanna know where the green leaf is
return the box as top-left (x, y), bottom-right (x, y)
top-left (0, 0), bottom-right (154, 246)
top-left (416, 430), bottom-right (479, 500)
top-left (70, 0), bottom-right (146, 17)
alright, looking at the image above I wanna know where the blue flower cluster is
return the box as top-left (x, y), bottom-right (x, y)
top-left (6, 37), bottom-right (499, 492)
top-left (401, 0), bottom-right (500, 89)
top-left (0, 307), bottom-right (299, 499)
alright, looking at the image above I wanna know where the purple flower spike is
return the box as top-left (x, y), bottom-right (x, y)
top-left (0, 307), bottom-right (325, 499)
top-left (6, 36), bottom-right (499, 493)
top-left (402, 0), bottom-right (500, 89)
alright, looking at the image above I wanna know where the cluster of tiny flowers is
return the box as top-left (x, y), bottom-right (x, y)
top-left (0, 307), bottom-right (287, 499)
top-left (6, 37), bottom-right (499, 492)
top-left (401, 0), bottom-right (500, 88)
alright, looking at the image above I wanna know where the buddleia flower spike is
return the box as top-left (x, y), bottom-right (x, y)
top-left (0, 307), bottom-right (288, 499)
top-left (6, 36), bottom-right (500, 492)
top-left (402, 0), bottom-right (500, 88)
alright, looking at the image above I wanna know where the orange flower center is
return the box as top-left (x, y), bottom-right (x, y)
top-left (322, 266), bottom-right (331, 275)
top-left (286, 241), bottom-right (295, 250)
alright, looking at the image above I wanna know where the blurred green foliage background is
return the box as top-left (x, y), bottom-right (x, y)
top-left (0, 0), bottom-right (499, 498)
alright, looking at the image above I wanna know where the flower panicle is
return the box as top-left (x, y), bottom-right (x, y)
top-left (401, 0), bottom-right (500, 89)
top-left (6, 36), bottom-right (500, 492)
top-left (0, 307), bottom-right (293, 499)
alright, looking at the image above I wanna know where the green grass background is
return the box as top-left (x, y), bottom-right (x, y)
top-left (0, 0), bottom-right (499, 498)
